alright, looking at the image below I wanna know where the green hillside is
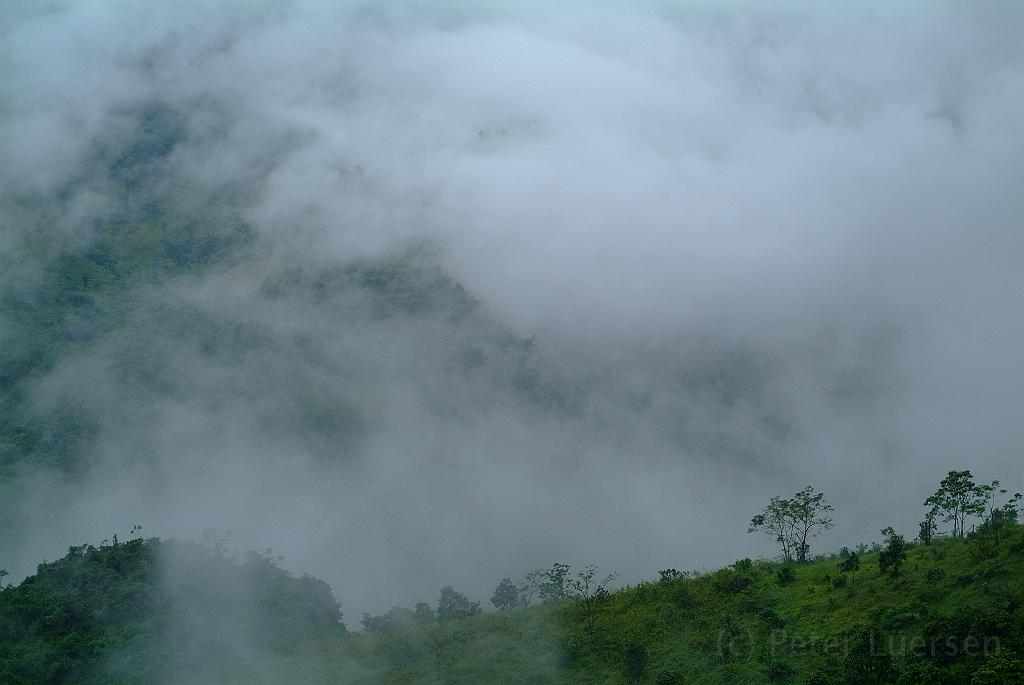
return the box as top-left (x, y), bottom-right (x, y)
top-left (345, 525), bottom-right (1024, 685)
top-left (2, 525), bottom-right (1022, 684)
top-left (0, 538), bottom-right (348, 685)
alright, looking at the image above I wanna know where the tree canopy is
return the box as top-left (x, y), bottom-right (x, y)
top-left (749, 485), bottom-right (834, 562)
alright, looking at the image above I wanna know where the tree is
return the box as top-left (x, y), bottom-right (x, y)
top-left (491, 577), bottom-right (520, 610)
top-left (538, 563), bottom-right (570, 603)
top-left (924, 470), bottom-right (986, 538)
top-left (918, 507), bottom-right (938, 545)
top-left (970, 651), bottom-right (1024, 684)
top-left (360, 606), bottom-right (416, 632)
top-left (360, 611), bottom-right (391, 632)
top-left (1000, 492), bottom-right (1022, 526)
top-left (749, 495), bottom-right (795, 562)
top-left (977, 480), bottom-right (1021, 545)
top-left (658, 568), bottom-right (688, 582)
top-left (566, 565), bottom-right (617, 633)
top-left (878, 527), bottom-right (908, 578)
top-left (842, 623), bottom-right (897, 684)
top-left (413, 601), bottom-right (435, 624)
top-left (789, 486), bottom-right (835, 562)
top-left (518, 569), bottom-right (544, 606)
top-left (0, 568), bottom-right (7, 590)
top-left (749, 486), bottom-right (834, 563)
top-left (436, 586), bottom-right (480, 622)
top-left (837, 547), bottom-right (860, 589)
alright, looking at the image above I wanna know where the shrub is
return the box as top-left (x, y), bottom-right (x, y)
top-left (668, 582), bottom-right (695, 610)
top-left (805, 670), bottom-right (837, 685)
top-left (624, 643), bottom-right (648, 682)
top-left (765, 659), bottom-right (794, 682)
top-left (777, 566), bottom-right (796, 586)
top-left (954, 572), bottom-right (977, 588)
top-left (655, 666), bottom-right (687, 684)
top-left (970, 651), bottom-right (1024, 684)
top-left (758, 607), bottom-right (785, 629)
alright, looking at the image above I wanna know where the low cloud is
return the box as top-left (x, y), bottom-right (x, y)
top-left (2, 0), bottom-right (1023, 618)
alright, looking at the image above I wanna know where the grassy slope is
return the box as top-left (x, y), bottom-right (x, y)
top-left (345, 526), bottom-right (1024, 685)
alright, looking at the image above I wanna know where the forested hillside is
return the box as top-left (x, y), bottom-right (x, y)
top-left (0, 538), bottom-right (347, 684)
top-left (0, 101), bottom-right (577, 572)
top-left (0, 119), bottom-right (567, 479)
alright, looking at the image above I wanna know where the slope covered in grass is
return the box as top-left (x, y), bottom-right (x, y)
top-left (346, 525), bottom-right (1024, 684)
top-left (3, 526), bottom-right (1021, 684)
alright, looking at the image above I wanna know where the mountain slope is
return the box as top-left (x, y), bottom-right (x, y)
top-left (345, 526), bottom-right (1024, 684)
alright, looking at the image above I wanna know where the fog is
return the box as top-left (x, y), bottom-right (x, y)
top-left (2, 0), bottom-right (1023, 620)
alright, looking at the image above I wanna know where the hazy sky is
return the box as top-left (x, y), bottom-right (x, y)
top-left (3, 1), bottom-right (1023, 618)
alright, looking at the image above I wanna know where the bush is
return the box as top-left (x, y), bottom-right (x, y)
top-left (777, 566), bottom-right (796, 586)
top-left (954, 572), bottom-right (977, 588)
top-left (842, 624), bottom-right (897, 684)
top-left (758, 607), bottom-right (785, 629)
top-left (668, 582), bottom-right (695, 610)
top-left (970, 651), bottom-right (1024, 684)
top-left (558, 634), bottom-right (585, 669)
top-left (712, 570), bottom-right (751, 594)
top-left (729, 575), bottom-right (751, 592)
top-left (624, 643), bottom-right (648, 682)
top-left (766, 659), bottom-right (794, 682)
top-left (805, 670), bottom-right (838, 685)
top-left (655, 666), bottom-right (687, 684)
top-left (895, 660), bottom-right (944, 685)
top-left (979, 560), bottom-right (1000, 581)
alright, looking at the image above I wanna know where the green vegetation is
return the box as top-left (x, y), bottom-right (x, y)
top-left (344, 523), bottom-right (1024, 684)
top-left (878, 527), bottom-right (909, 579)
top-left (0, 193), bottom-right (569, 484)
top-left (0, 538), bottom-right (345, 685)
top-left (0, 105), bottom-right (250, 477)
top-left (748, 486), bottom-right (835, 563)
top-left (2, 479), bottom-right (1022, 684)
